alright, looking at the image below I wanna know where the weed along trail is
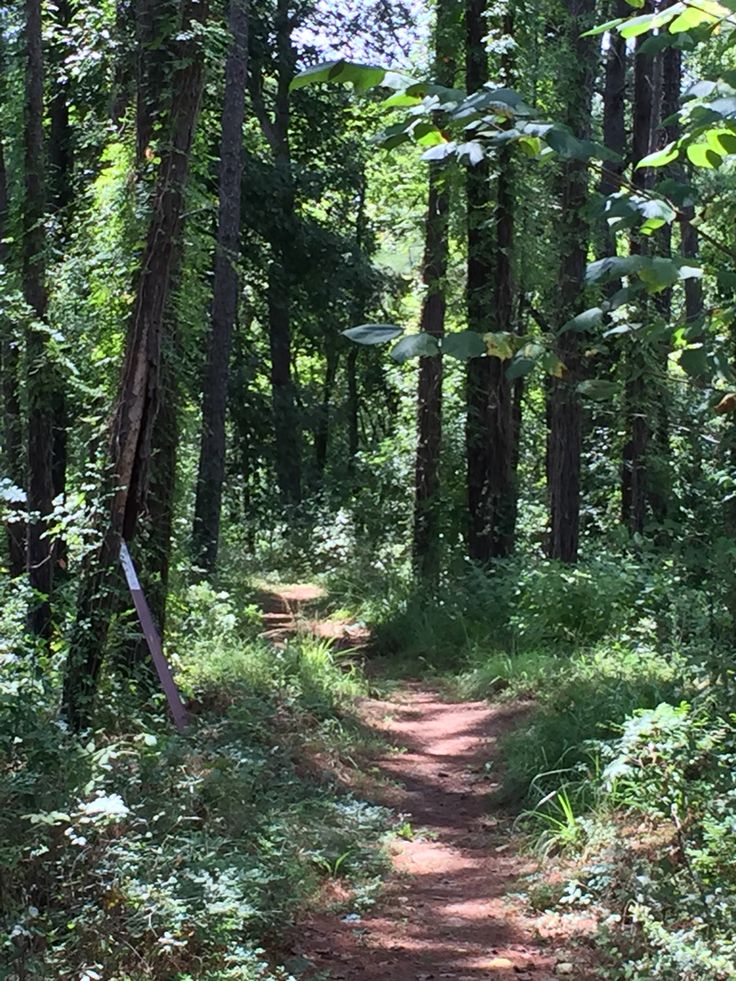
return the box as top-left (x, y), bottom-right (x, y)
top-left (259, 587), bottom-right (594, 981)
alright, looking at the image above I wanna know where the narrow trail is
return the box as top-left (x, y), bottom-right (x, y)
top-left (258, 586), bottom-right (595, 980)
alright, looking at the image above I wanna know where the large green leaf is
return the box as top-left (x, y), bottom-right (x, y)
top-left (442, 331), bottom-right (486, 360)
top-left (291, 60), bottom-right (388, 93)
top-left (343, 323), bottom-right (404, 345)
top-left (586, 255), bottom-right (648, 285)
top-left (636, 142), bottom-right (680, 168)
top-left (578, 379), bottom-right (619, 400)
top-left (561, 307), bottom-right (604, 334)
top-left (391, 333), bottom-right (440, 363)
top-left (678, 345), bottom-right (709, 377)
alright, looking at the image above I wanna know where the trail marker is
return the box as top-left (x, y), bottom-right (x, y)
top-left (119, 541), bottom-right (188, 732)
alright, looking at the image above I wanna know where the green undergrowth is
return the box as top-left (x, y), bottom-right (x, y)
top-left (1, 580), bottom-right (393, 981)
top-left (323, 552), bottom-right (736, 979)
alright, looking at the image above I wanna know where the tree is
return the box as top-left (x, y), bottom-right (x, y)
top-left (249, 0), bottom-right (302, 506)
top-left (412, 0), bottom-right (458, 584)
top-left (465, 0), bottom-right (517, 564)
top-left (23, 0), bottom-right (55, 641)
top-left (63, 0), bottom-right (209, 728)
top-left (545, 0), bottom-right (597, 564)
top-left (192, 0), bottom-right (250, 573)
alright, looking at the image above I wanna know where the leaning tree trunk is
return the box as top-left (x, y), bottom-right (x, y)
top-left (62, 0), bottom-right (208, 730)
top-left (465, 0), bottom-right (517, 564)
top-left (192, 0), bottom-right (249, 572)
top-left (546, 0), bottom-right (597, 564)
top-left (23, 0), bottom-right (55, 641)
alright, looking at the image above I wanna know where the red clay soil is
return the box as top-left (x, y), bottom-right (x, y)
top-left (294, 688), bottom-right (597, 980)
top-left (258, 587), bottom-right (597, 980)
top-left (257, 584), bottom-right (371, 650)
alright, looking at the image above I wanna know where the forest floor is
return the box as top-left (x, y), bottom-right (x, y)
top-left (258, 586), bottom-right (599, 981)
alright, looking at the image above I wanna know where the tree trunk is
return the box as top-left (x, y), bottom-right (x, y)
top-left (269, 254), bottom-right (302, 504)
top-left (346, 345), bottom-right (359, 471)
top-left (346, 172), bottom-right (369, 475)
top-left (413, 163), bottom-right (449, 584)
top-left (23, 0), bottom-right (54, 641)
top-left (315, 346), bottom-right (339, 479)
top-left (63, 0), bottom-right (208, 729)
top-left (250, 0), bottom-right (302, 505)
top-left (0, 118), bottom-right (24, 577)
top-left (598, 0), bottom-right (627, 263)
top-left (466, 0), bottom-right (517, 563)
top-left (622, 17), bottom-right (657, 536)
top-left (192, 0), bottom-right (249, 573)
top-left (412, 0), bottom-right (457, 584)
top-left (546, 0), bottom-right (597, 564)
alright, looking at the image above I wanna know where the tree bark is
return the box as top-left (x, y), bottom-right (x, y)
top-left (315, 346), bottom-right (339, 479)
top-left (546, 0), bottom-right (597, 564)
top-left (412, 0), bottom-right (457, 584)
top-left (0, 115), bottom-right (24, 577)
top-left (413, 163), bottom-right (449, 584)
top-left (250, 0), bottom-right (302, 505)
top-left (622, 15), bottom-right (657, 536)
top-left (63, 0), bottom-right (208, 729)
top-left (466, 0), bottom-right (517, 563)
top-left (23, 0), bottom-right (55, 641)
top-left (192, 0), bottom-right (249, 573)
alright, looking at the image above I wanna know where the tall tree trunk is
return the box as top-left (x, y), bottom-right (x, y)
top-left (250, 0), bottom-right (301, 505)
top-left (0, 118), bottom-right (24, 577)
top-left (546, 0), bottom-right (597, 564)
top-left (48, 0), bottom-right (74, 568)
top-left (63, 0), bottom-right (208, 729)
top-left (465, 0), bottom-right (517, 563)
top-left (413, 163), bottom-right (450, 584)
top-left (192, 0), bottom-right (249, 573)
top-left (346, 345), bottom-right (359, 471)
top-left (412, 0), bottom-right (457, 584)
top-left (599, 0), bottom-right (627, 262)
top-left (135, 0), bottom-right (179, 163)
top-left (315, 346), bottom-right (339, 479)
top-left (23, 0), bottom-right (54, 641)
top-left (622, 17), bottom-right (657, 536)
top-left (346, 171), bottom-right (369, 475)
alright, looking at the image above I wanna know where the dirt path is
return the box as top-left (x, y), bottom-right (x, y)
top-left (258, 587), bottom-right (595, 980)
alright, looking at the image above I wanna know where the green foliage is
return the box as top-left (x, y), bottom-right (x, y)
top-left (0, 583), bottom-right (391, 980)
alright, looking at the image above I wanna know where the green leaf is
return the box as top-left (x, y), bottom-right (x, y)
top-left (581, 17), bottom-right (625, 36)
top-left (636, 142), bottom-right (680, 168)
top-left (291, 60), bottom-right (387, 92)
top-left (686, 142), bottom-right (723, 168)
top-left (506, 342), bottom-right (545, 379)
top-left (343, 323), bottom-right (404, 345)
top-left (586, 255), bottom-right (647, 285)
top-left (561, 307), bottom-right (604, 333)
top-left (668, 5), bottom-right (719, 32)
top-left (541, 351), bottom-right (567, 377)
top-left (442, 331), bottom-right (486, 360)
top-left (707, 128), bottom-right (736, 156)
top-left (578, 379), bottom-right (619, 400)
top-left (679, 346), bottom-right (709, 377)
top-left (484, 331), bottom-right (516, 360)
top-left (391, 333), bottom-right (440, 363)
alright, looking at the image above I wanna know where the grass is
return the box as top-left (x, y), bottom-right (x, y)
top-left (1, 587), bottom-right (395, 981)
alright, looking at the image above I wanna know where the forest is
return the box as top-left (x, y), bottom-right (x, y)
top-left (2, 0), bottom-right (736, 977)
